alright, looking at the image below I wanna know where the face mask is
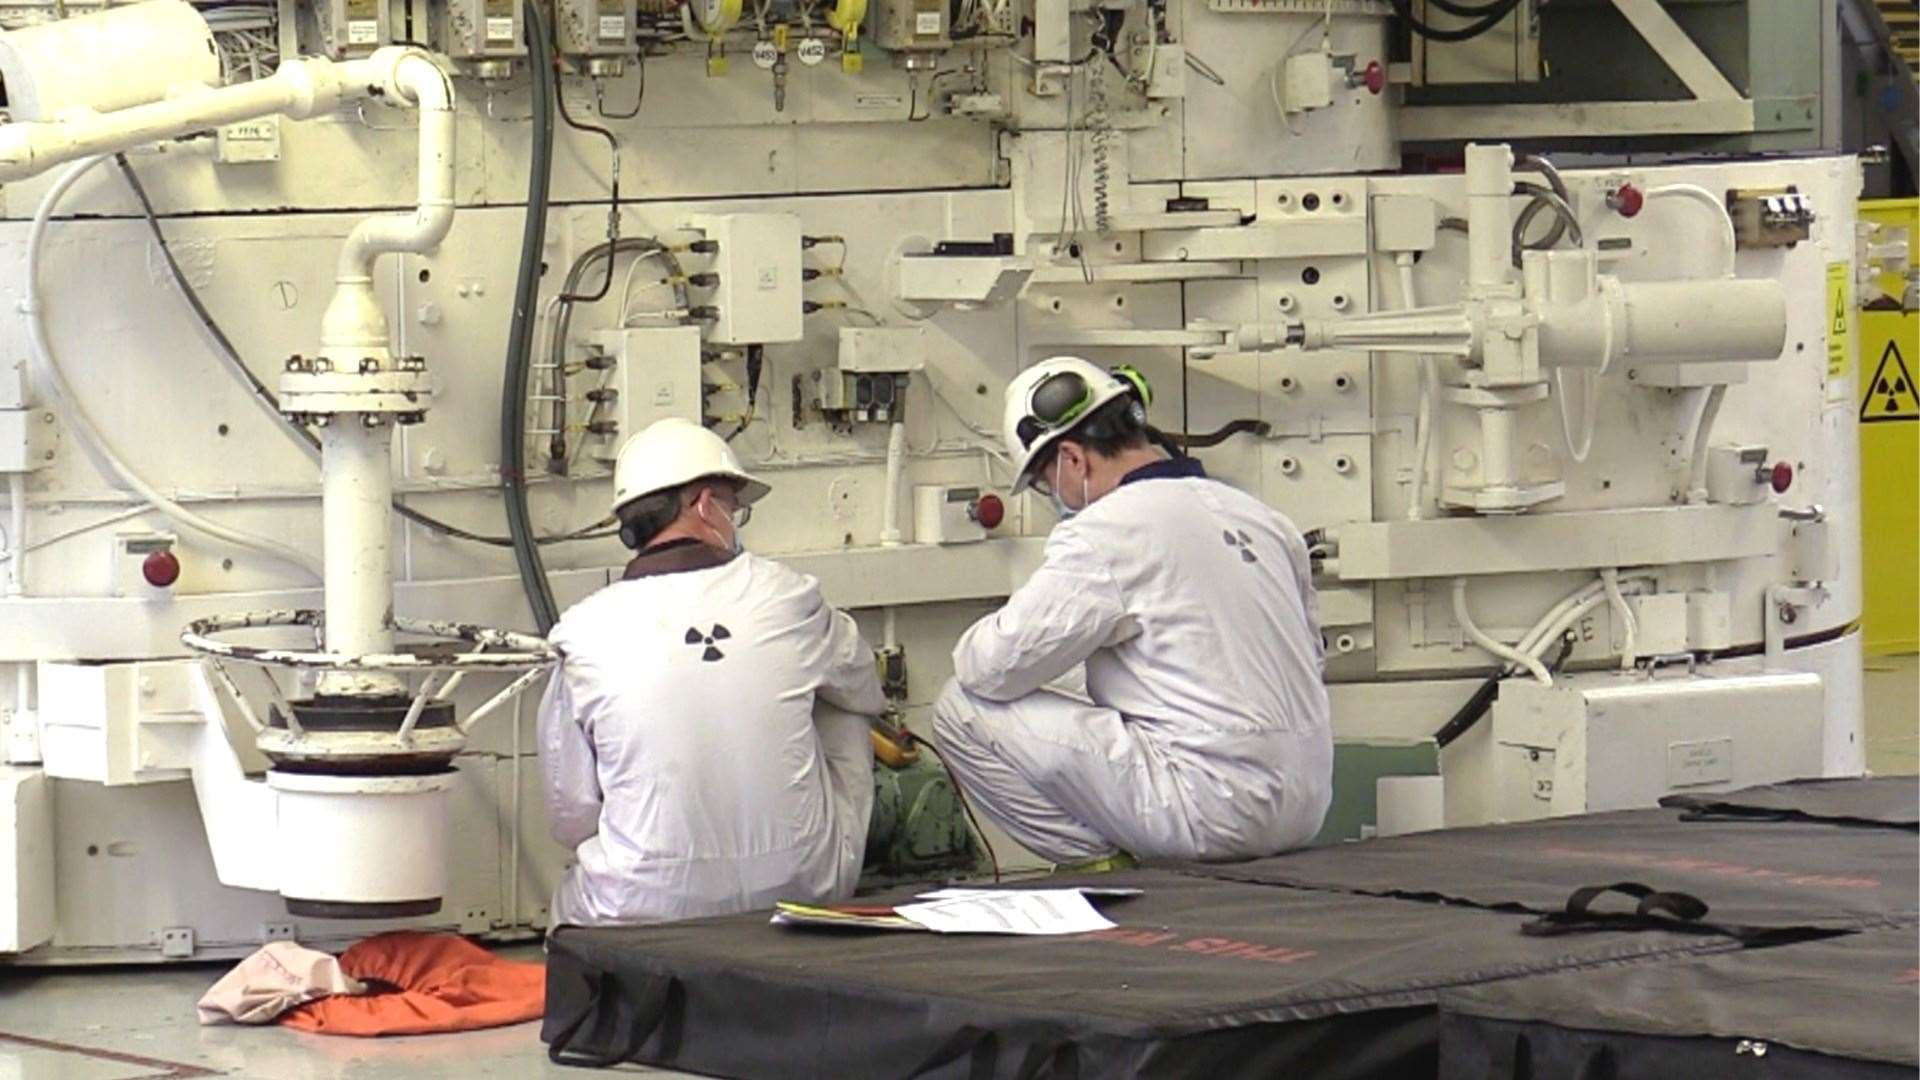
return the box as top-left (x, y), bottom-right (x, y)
top-left (1046, 457), bottom-right (1091, 521)
top-left (701, 499), bottom-right (746, 554)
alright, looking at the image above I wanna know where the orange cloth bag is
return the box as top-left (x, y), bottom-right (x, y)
top-left (280, 931), bottom-right (545, 1037)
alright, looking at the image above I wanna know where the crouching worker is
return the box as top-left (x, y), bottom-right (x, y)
top-left (539, 418), bottom-right (886, 926)
top-left (933, 358), bottom-right (1333, 866)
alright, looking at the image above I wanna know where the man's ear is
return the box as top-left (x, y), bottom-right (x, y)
top-left (1056, 441), bottom-right (1085, 471)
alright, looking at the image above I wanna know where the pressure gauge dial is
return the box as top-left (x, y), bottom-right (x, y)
top-left (693, 0), bottom-right (742, 34)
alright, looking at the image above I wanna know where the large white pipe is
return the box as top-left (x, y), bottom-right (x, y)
top-left (0, 0), bottom-right (219, 121)
top-left (321, 53), bottom-right (456, 358)
top-left (1538, 278), bottom-right (1787, 369)
top-left (0, 47), bottom-right (428, 183)
top-left (319, 420), bottom-right (402, 698)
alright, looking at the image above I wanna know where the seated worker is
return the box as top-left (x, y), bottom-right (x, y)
top-left (539, 418), bottom-right (885, 926)
top-left (933, 357), bottom-right (1333, 866)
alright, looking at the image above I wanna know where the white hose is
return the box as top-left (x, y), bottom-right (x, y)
top-left (1600, 568), bottom-right (1638, 671)
top-left (879, 417), bottom-right (907, 546)
top-left (1553, 366), bottom-right (1601, 464)
top-left (1644, 183), bottom-right (1738, 279)
top-left (1453, 577), bottom-right (1552, 685)
top-left (25, 156), bottom-right (321, 576)
top-left (1398, 255), bottom-right (1439, 520)
top-left (1684, 384), bottom-right (1728, 503)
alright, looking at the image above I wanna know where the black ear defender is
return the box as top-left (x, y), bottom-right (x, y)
top-left (619, 521), bottom-right (640, 549)
top-left (1110, 364), bottom-right (1152, 425)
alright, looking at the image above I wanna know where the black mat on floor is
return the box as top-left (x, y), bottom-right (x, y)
top-left (1660, 775), bottom-right (1919, 829)
top-left (1164, 803), bottom-right (1919, 933)
top-left (1437, 926), bottom-right (1920, 1079)
top-left (541, 869), bottom-right (1733, 1079)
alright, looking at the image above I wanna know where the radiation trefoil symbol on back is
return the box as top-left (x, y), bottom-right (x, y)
top-left (1223, 530), bottom-right (1259, 564)
top-left (685, 624), bottom-right (732, 662)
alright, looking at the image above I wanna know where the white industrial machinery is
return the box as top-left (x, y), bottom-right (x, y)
top-left (0, 0), bottom-right (1869, 961)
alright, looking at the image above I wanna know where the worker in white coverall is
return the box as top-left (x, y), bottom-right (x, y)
top-left (539, 418), bottom-right (885, 926)
top-left (933, 357), bottom-right (1333, 865)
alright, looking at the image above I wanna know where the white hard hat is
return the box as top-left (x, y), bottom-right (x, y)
top-left (1002, 356), bottom-right (1149, 493)
top-left (611, 418), bottom-right (770, 516)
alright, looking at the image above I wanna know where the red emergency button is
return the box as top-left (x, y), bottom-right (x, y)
top-left (142, 548), bottom-right (181, 588)
top-left (1608, 183), bottom-right (1644, 218)
top-left (971, 493), bottom-right (1005, 530)
top-left (1362, 60), bottom-right (1385, 95)
top-left (1769, 461), bottom-right (1794, 494)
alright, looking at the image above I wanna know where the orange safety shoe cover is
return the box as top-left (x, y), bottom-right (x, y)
top-left (280, 932), bottom-right (545, 1037)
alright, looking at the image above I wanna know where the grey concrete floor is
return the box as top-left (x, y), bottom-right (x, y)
top-left (3, 661), bottom-right (1912, 1079)
top-left (0, 946), bottom-right (677, 1078)
top-left (1865, 653), bottom-right (1920, 776)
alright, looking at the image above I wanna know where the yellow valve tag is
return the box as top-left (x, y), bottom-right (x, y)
top-left (773, 22), bottom-right (789, 50)
top-left (842, 45), bottom-right (863, 73)
top-left (707, 52), bottom-right (729, 77)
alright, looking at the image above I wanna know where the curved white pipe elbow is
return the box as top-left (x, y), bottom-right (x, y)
top-left (325, 50), bottom-right (456, 351)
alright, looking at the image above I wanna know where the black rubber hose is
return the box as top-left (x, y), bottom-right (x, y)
top-left (1387, 0), bottom-right (1522, 42)
top-left (1167, 419), bottom-right (1271, 450)
top-left (502, 0), bottom-right (562, 633)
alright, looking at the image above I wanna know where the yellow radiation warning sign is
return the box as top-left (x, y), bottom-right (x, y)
top-left (1862, 338), bottom-right (1918, 423)
top-left (1827, 261), bottom-right (1851, 380)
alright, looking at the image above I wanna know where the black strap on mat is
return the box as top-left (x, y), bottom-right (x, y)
top-left (1521, 881), bottom-right (1843, 946)
top-left (1671, 804), bottom-right (1920, 832)
top-left (547, 968), bottom-right (685, 1069)
top-left (907, 1025), bottom-right (1083, 1080)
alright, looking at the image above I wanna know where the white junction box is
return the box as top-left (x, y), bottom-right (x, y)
top-left (914, 484), bottom-right (998, 544)
top-left (1489, 668), bottom-right (1825, 823)
top-left (1625, 592), bottom-right (1690, 657)
top-left (685, 212), bottom-right (803, 345)
top-left (839, 326), bottom-right (927, 373)
top-left (1704, 444), bottom-right (1772, 505)
top-left (593, 326), bottom-right (705, 434)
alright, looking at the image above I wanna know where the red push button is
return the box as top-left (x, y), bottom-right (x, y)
top-left (1769, 461), bottom-right (1793, 494)
top-left (971, 493), bottom-right (1005, 530)
top-left (1608, 183), bottom-right (1644, 218)
top-left (142, 548), bottom-right (181, 588)
top-left (1362, 60), bottom-right (1385, 95)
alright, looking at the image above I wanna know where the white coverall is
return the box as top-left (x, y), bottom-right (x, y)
top-left (539, 546), bottom-right (883, 927)
top-left (933, 463), bottom-right (1333, 863)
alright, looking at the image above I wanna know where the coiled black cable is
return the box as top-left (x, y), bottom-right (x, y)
top-left (1388, 0), bottom-right (1523, 43)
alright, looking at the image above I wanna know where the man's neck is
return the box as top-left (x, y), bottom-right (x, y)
top-left (1089, 445), bottom-right (1170, 500)
top-left (644, 514), bottom-right (726, 552)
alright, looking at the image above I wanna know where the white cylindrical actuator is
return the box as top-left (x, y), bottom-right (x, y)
top-left (0, 0), bottom-right (220, 121)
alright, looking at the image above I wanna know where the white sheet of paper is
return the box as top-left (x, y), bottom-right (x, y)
top-left (916, 886), bottom-right (1144, 901)
top-left (895, 889), bottom-right (1118, 935)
